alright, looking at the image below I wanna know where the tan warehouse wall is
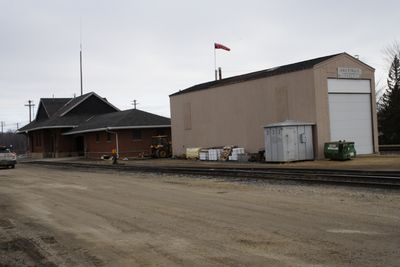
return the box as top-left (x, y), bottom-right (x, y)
top-left (170, 68), bottom-right (317, 156)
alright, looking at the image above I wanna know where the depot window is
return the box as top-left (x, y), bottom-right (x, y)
top-left (132, 129), bottom-right (142, 140)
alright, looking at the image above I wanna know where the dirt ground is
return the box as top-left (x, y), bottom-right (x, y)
top-left (0, 165), bottom-right (399, 266)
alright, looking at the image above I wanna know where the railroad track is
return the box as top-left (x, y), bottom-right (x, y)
top-left (24, 161), bottom-right (400, 189)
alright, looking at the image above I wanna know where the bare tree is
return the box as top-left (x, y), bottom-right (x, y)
top-left (382, 40), bottom-right (400, 71)
top-left (0, 131), bottom-right (27, 154)
top-left (375, 77), bottom-right (386, 103)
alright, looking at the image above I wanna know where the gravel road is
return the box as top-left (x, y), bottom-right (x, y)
top-left (0, 164), bottom-right (399, 266)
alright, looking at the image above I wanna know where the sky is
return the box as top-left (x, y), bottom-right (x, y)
top-left (1, 0), bottom-right (399, 131)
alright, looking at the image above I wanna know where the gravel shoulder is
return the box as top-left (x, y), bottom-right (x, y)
top-left (0, 165), bottom-right (399, 266)
top-left (25, 154), bottom-right (400, 172)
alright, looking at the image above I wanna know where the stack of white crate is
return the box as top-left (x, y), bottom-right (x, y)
top-left (199, 150), bottom-right (209, 161)
top-left (208, 149), bottom-right (223, 161)
top-left (229, 148), bottom-right (245, 161)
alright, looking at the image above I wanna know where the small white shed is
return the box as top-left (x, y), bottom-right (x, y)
top-left (264, 121), bottom-right (314, 162)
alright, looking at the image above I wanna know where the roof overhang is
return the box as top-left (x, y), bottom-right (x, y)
top-left (63, 125), bottom-right (171, 135)
top-left (313, 52), bottom-right (375, 71)
top-left (16, 125), bottom-right (76, 134)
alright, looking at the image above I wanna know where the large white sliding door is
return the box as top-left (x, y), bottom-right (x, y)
top-left (328, 79), bottom-right (373, 154)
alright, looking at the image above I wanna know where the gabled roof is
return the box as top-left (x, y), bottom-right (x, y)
top-left (18, 92), bottom-right (120, 133)
top-left (38, 98), bottom-right (71, 118)
top-left (56, 92), bottom-right (119, 117)
top-left (63, 109), bottom-right (171, 135)
top-left (50, 93), bottom-right (91, 117)
top-left (170, 53), bottom-right (343, 97)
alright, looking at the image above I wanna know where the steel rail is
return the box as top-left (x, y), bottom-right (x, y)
top-left (24, 161), bottom-right (400, 189)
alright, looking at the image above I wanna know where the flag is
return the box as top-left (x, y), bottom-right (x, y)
top-left (214, 42), bottom-right (230, 51)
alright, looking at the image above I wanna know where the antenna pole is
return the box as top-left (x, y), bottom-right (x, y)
top-left (80, 48), bottom-right (83, 96)
top-left (80, 19), bottom-right (83, 96)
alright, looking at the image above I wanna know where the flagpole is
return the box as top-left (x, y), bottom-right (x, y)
top-left (214, 44), bottom-right (217, 80)
top-left (214, 43), bottom-right (230, 80)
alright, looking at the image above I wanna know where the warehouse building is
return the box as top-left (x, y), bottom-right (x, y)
top-left (169, 53), bottom-right (378, 159)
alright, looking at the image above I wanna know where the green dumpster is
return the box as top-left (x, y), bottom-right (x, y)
top-left (324, 141), bottom-right (356, 161)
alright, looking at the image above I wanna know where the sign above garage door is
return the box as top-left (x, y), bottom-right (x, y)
top-left (327, 79), bottom-right (373, 155)
top-left (337, 67), bottom-right (362, 79)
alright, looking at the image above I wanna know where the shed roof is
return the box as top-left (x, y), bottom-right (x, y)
top-left (264, 120), bottom-right (315, 128)
top-left (170, 53), bottom-right (343, 97)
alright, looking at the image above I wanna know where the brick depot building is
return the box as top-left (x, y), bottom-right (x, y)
top-left (170, 53), bottom-right (379, 159)
top-left (18, 92), bottom-right (171, 159)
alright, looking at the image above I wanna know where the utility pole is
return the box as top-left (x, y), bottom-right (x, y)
top-left (132, 100), bottom-right (139, 109)
top-left (25, 100), bottom-right (35, 122)
top-left (0, 121), bottom-right (3, 134)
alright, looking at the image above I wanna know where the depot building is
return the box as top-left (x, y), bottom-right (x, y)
top-left (169, 53), bottom-right (378, 159)
top-left (18, 92), bottom-right (171, 159)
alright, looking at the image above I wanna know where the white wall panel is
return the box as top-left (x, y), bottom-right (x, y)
top-left (328, 79), bottom-right (371, 93)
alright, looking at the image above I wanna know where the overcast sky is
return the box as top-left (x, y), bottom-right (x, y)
top-left (1, 0), bottom-right (399, 131)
